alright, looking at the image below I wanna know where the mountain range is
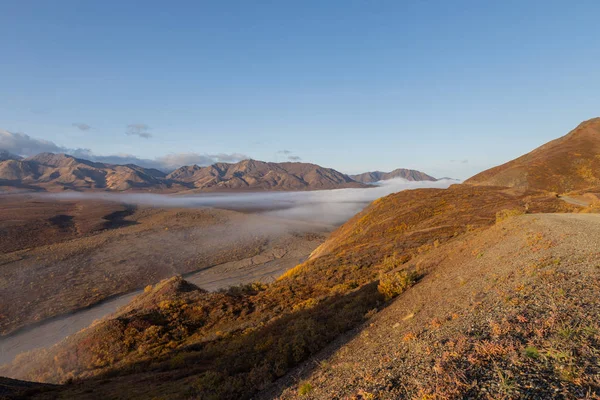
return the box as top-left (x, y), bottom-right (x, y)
top-left (0, 152), bottom-right (436, 192)
top-left (350, 168), bottom-right (436, 183)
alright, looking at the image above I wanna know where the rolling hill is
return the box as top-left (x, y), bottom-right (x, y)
top-left (465, 117), bottom-right (600, 193)
top-left (350, 168), bottom-right (436, 183)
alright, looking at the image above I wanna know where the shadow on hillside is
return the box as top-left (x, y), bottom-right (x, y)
top-left (102, 205), bottom-right (138, 229)
top-left (65, 282), bottom-right (386, 400)
top-left (0, 179), bottom-right (46, 192)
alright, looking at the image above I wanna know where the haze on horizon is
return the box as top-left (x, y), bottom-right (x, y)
top-left (1, 1), bottom-right (600, 179)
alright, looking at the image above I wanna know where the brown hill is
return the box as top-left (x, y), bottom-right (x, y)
top-left (350, 168), bottom-right (436, 183)
top-left (465, 117), bottom-right (600, 193)
top-left (167, 159), bottom-right (365, 191)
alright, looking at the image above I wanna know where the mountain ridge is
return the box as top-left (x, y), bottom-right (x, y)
top-left (465, 117), bottom-right (600, 193)
top-left (0, 152), bottom-right (366, 192)
top-left (350, 168), bottom-right (436, 183)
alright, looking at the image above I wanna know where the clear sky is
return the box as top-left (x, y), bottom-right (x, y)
top-left (1, 0), bottom-right (599, 178)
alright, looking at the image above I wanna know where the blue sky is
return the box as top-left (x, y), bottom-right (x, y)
top-left (1, 0), bottom-right (599, 178)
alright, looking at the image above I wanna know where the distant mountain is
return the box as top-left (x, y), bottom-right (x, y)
top-left (0, 153), bottom-right (365, 192)
top-left (466, 118), bottom-right (600, 193)
top-left (0, 153), bottom-right (172, 191)
top-left (168, 159), bottom-right (365, 191)
top-left (350, 168), bottom-right (436, 183)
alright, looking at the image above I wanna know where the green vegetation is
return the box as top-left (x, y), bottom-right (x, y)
top-left (524, 346), bottom-right (540, 359)
top-left (298, 382), bottom-right (313, 396)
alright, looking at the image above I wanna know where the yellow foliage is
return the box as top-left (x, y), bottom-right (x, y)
top-left (377, 270), bottom-right (418, 301)
top-left (495, 208), bottom-right (525, 224)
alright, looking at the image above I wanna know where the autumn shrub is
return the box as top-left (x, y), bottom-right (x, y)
top-left (377, 270), bottom-right (419, 301)
top-left (496, 208), bottom-right (525, 224)
top-left (298, 382), bottom-right (313, 396)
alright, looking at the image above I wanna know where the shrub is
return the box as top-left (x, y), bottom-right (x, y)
top-left (377, 270), bottom-right (419, 301)
top-left (298, 382), bottom-right (313, 396)
top-left (524, 346), bottom-right (539, 359)
top-left (496, 208), bottom-right (525, 223)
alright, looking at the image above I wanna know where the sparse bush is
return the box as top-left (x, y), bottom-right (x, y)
top-left (496, 208), bottom-right (525, 223)
top-left (377, 270), bottom-right (419, 301)
top-left (224, 281), bottom-right (268, 296)
top-left (298, 382), bottom-right (313, 396)
top-left (524, 346), bottom-right (539, 359)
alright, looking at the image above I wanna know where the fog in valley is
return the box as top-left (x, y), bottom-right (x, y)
top-left (46, 178), bottom-right (457, 225)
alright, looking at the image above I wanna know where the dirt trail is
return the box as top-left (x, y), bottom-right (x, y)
top-left (559, 195), bottom-right (591, 207)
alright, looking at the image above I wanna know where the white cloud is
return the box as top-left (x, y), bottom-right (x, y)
top-left (47, 178), bottom-right (458, 226)
top-left (0, 129), bottom-right (249, 171)
top-left (126, 123), bottom-right (152, 139)
top-left (0, 129), bottom-right (72, 155)
top-left (72, 123), bottom-right (92, 131)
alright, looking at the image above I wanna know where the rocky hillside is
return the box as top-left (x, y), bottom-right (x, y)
top-left (0, 154), bottom-right (365, 192)
top-left (350, 168), bottom-right (436, 183)
top-left (167, 159), bottom-right (365, 191)
top-left (466, 117), bottom-right (600, 193)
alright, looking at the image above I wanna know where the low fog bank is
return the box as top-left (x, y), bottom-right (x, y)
top-left (45, 178), bottom-right (457, 226)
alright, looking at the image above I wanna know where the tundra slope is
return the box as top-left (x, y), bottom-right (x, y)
top-left (466, 117), bottom-right (600, 193)
top-left (268, 213), bottom-right (600, 399)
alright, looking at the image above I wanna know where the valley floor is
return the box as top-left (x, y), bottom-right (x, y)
top-left (0, 195), bottom-right (331, 366)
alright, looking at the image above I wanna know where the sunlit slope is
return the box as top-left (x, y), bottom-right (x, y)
top-left (309, 185), bottom-right (571, 261)
top-left (466, 118), bottom-right (600, 193)
top-left (273, 213), bottom-right (600, 399)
